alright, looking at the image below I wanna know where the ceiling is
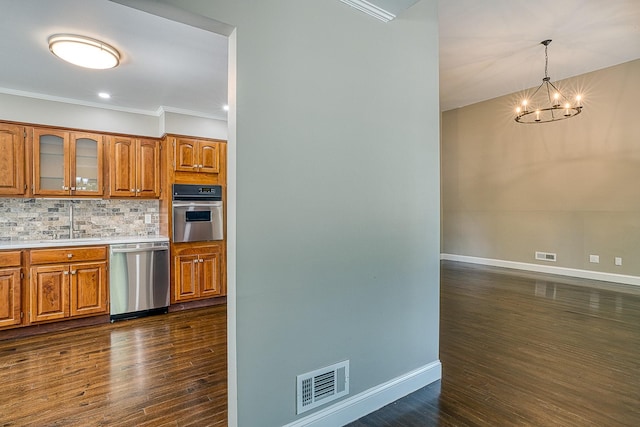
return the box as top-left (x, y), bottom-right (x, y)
top-left (438, 0), bottom-right (640, 111)
top-left (0, 0), bottom-right (638, 118)
top-left (0, 0), bottom-right (228, 120)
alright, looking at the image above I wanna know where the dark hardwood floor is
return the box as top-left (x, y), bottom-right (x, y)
top-left (349, 261), bottom-right (640, 426)
top-left (2, 262), bottom-right (639, 426)
top-left (0, 305), bottom-right (227, 426)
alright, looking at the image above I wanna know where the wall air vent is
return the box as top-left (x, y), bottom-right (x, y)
top-left (296, 360), bottom-right (349, 414)
top-left (535, 251), bottom-right (557, 262)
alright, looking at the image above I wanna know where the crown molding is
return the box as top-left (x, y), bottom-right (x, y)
top-left (0, 87), bottom-right (226, 121)
top-left (0, 87), bottom-right (158, 116)
top-left (339, 0), bottom-right (396, 22)
top-left (156, 105), bottom-right (227, 121)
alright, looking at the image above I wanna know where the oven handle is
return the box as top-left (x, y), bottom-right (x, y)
top-left (173, 202), bottom-right (223, 208)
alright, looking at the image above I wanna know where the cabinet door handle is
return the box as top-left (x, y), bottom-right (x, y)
top-left (136, 189), bottom-right (141, 193)
top-left (199, 258), bottom-right (204, 263)
top-left (64, 271), bottom-right (69, 275)
top-left (71, 270), bottom-right (77, 275)
top-left (71, 186), bottom-right (76, 191)
top-left (131, 189), bottom-right (136, 192)
top-left (62, 186), bottom-right (69, 190)
top-left (67, 253), bottom-right (73, 258)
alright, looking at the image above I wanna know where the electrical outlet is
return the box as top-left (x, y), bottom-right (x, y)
top-left (589, 254), bottom-right (599, 263)
top-left (615, 257), bottom-right (622, 266)
top-left (145, 214), bottom-right (152, 224)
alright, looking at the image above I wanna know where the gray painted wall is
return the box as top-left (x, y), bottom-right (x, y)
top-left (154, 1), bottom-right (441, 426)
top-left (0, 92), bottom-right (227, 139)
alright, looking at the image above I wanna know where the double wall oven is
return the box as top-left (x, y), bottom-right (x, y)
top-left (172, 184), bottom-right (224, 243)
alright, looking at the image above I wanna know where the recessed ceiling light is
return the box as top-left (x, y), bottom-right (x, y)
top-left (98, 92), bottom-right (111, 99)
top-left (48, 34), bottom-right (120, 69)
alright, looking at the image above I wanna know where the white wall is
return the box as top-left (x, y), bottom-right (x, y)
top-left (163, 110), bottom-right (227, 139)
top-left (0, 92), bottom-right (226, 139)
top-left (143, 1), bottom-right (441, 426)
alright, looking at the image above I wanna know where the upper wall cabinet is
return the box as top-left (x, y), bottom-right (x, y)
top-left (32, 128), bottom-right (104, 197)
top-left (173, 137), bottom-right (220, 174)
top-left (108, 136), bottom-right (161, 198)
top-left (0, 123), bottom-right (27, 196)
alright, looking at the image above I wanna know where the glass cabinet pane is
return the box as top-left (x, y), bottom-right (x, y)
top-left (74, 137), bottom-right (99, 192)
top-left (39, 134), bottom-right (65, 191)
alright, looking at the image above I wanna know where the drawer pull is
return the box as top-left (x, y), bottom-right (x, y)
top-left (67, 253), bottom-right (73, 258)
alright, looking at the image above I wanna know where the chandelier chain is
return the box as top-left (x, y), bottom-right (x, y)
top-left (544, 43), bottom-right (549, 79)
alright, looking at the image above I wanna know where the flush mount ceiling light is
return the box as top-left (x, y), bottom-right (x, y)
top-left (515, 40), bottom-right (583, 124)
top-left (48, 34), bottom-right (120, 69)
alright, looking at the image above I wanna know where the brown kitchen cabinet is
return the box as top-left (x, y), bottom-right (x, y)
top-left (32, 128), bottom-right (104, 196)
top-left (172, 137), bottom-right (220, 174)
top-left (0, 123), bottom-right (27, 196)
top-left (108, 136), bottom-right (161, 198)
top-left (29, 246), bottom-right (108, 323)
top-left (173, 244), bottom-right (224, 302)
top-left (0, 251), bottom-right (22, 329)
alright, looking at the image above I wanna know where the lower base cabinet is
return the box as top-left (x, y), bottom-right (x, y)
top-left (0, 251), bottom-right (22, 329)
top-left (29, 247), bottom-right (108, 323)
top-left (173, 244), bottom-right (224, 302)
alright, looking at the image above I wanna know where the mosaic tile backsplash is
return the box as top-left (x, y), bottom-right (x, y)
top-left (0, 198), bottom-right (160, 242)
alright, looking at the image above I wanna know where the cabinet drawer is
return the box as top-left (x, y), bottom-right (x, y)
top-left (173, 243), bottom-right (223, 257)
top-left (0, 251), bottom-right (21, 268)
top-left (30, 246), bottom-right (107, 265)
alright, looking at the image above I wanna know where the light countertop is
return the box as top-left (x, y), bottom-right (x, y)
top-left (0, 236), bottom-right (169, 250)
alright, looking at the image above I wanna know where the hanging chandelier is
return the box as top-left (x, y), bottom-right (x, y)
top-left (515, 40), bottom-right (583, 124)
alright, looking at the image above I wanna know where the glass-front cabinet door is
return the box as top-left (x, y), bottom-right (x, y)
top-left (33, 128), bottom-right (69, 195)
top-left (32, 128), bottom-right (103, 196)
top-left (71, 133), bottom-right (103, 196)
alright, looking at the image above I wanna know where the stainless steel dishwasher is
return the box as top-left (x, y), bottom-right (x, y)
top-left (109, 241), bottom-right (170, 321)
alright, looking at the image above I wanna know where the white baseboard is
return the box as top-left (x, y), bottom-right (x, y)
top-left (283, 360), bottom-right (442, 427)
top-left (441, 253), bottom-right (640, 287)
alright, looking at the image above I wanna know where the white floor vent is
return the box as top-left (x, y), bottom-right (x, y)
top-left (296, 360), bottom-right (349, 414)
top-left (535, 251), bottom-right (557, 262)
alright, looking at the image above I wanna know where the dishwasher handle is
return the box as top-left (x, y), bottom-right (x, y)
top-left (111, 246), bottom-right (168, 254)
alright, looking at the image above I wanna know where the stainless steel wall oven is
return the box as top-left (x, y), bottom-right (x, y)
top-left (172, 184), bottom-right (224, 243)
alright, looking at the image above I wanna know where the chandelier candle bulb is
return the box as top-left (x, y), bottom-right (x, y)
top-left (535, 110), bottom-right (540, 121)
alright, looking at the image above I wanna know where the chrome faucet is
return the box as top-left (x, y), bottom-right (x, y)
top-left (69, 202), bottom-right (74, 240)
